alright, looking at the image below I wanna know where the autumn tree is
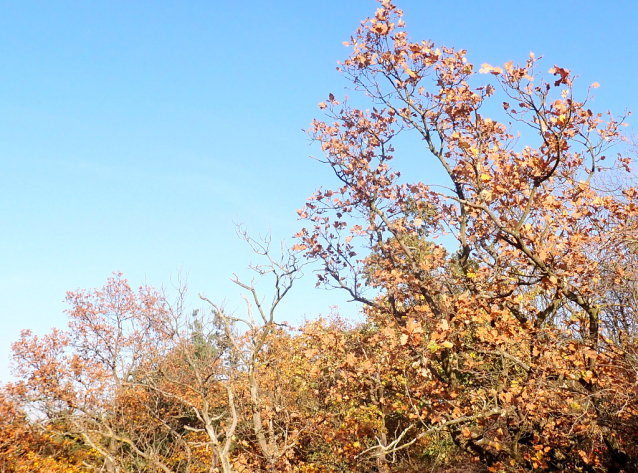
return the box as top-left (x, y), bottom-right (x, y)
top-left (8, 228), bottom-right (311, 473)
top-left (198, 227), bottom-right (311, 472)
top-left (295, 1), bottom-right (638, 471)
top-left (8, 2), bottom-right (638, 472)
top-left (7, 273), bottom-right (190, 473)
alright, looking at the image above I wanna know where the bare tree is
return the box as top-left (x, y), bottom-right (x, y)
top-left (200, 226), bottom-right (306, 471)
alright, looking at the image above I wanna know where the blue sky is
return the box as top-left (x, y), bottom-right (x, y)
top-left (1, 0), bottom-right (637, 380)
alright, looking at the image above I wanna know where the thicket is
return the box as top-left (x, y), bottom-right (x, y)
top-left (3, 1), bottom-right (638, 471)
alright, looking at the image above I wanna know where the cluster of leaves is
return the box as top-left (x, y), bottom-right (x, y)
top-left (3, 1), bottom-right (638, 472)
top-left (0, 388), bottom-right (92, 472)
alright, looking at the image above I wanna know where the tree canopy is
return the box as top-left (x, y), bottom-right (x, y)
top-left (3, 1), bottom-right (638, 472)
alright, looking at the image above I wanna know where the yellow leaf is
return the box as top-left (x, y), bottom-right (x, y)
top-left (591, 82), bottom-right (600, 88)
top-left (402, 62), bottom-right (417, 78)
top-left (480, 173), bottom-right (490, 181)
top-left (442, 341), bottom-right (454, 348)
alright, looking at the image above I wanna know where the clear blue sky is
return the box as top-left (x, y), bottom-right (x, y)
top-left (1, 0), bottom-right (636, 380)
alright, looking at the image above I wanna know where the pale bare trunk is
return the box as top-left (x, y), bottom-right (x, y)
top-left (376, 432), bottom-right (390, 473)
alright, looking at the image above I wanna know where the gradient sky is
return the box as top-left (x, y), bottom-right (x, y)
top-left (1, 0), bottom-right (637, 381)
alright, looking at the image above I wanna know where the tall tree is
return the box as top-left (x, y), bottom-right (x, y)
top-left (295, 1), bottom-right (638, 470)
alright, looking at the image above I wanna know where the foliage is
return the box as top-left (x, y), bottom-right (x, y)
top-left (0, 388), bottom-right (92, 472)
top-left (4, 1), bottom-right (638, 472)
top-left (293, 1), bottom-right (638, 471)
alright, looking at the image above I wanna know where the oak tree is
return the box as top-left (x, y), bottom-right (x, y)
top-left (295, 1), bottom-right (638, 470)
